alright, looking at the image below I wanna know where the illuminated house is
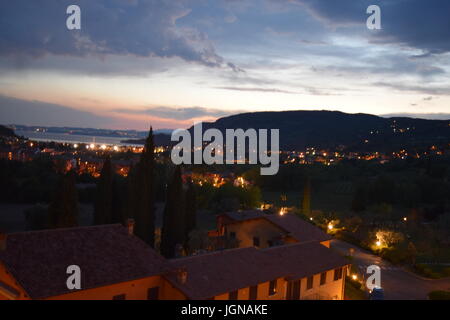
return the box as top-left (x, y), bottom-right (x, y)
top-left (0, 214), bottom-right (349, 300)
top-left (209, 210), bottom-right (332, 249)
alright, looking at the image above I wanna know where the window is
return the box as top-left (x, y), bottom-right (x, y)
top-left (307, 276), bottom-right (314, 290)
top-left (253, 237), bottom-right (260, 247)
top-left (229, 290), bottom-right (238, 300)
top-left (147, 287), bottom-right (159, 300)
top-left (334, 267), bottom-right (343, 281)
top-left (112, 294), bottom-right (126, 300)
top-left (249, 285), bottom-right (258, 300)
top-left (320, 272), bottom-right (327, 286)
top-left (268, 279), bottom-right (277, 296)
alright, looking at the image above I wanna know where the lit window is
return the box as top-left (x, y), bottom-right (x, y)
top-left (334, 268), bottom-right (343, 281)
top-left (307, 276), bottom-right (314, 290)
top-left (229, 290), bottom-right (238, 300)
top-left (320, 272), bottom-right (327, 286)
top-left (269, 279), bottom-right (277, 296)
top-left (147, 287), bottom-right (159, 300)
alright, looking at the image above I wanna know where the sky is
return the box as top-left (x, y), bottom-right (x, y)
top-left (0, 0), bottom-right (449, 130)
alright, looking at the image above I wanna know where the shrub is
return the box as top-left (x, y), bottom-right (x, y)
top-left (428, 291), bottom-right (450, 300)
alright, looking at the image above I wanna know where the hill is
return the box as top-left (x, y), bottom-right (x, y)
top-left (0, 125), bottom-right (16, 137)
top-left (190, 110), bottom-right (450, 151)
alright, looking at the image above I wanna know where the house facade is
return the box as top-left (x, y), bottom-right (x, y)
top-left (0, 212), bottom-right (349, 300)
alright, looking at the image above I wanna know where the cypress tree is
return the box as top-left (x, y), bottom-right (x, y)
top-left (111, 176), bottom-right (125, 224)
top-left (184, 181), bottom-right (197, 245)
top-left (94, 157), bottom-right (113, 225)
top-left (48, 170), bottom-right (78, 228)
top-left (161, 166), bottom-right (185, 258)
top-left (133, 127), bottom-right (156, 247)
top-left (301, 177), bottom-right (311, 215)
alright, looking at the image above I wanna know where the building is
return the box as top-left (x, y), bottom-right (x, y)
top-left (0, 214), bottom-right (350, 300)
top-left (209, 210), bottom-right (332, 249)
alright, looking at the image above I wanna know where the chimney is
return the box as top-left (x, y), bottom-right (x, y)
top-left (0, 233), bottom-right (6, 251)
top-left (126, 218), bottom-right (135, 236)
top-left (176, 267), bottom-right (188, 284)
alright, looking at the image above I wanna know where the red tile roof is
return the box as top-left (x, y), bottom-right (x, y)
top-left (221, 210), bottom-right (332, 243)
top-left (0, 225), bottom-right (167, 299)
top-left (165, 242), bottom-right (349, 300)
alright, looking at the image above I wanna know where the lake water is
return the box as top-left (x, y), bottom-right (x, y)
top-left (16, 130), bottom-right (144, 146)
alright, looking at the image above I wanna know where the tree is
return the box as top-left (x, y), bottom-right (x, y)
top-left (352, 184), bottom-right (368, 212)
top-left (24, 204), bottom-right (49, 231)
top-left (301, 177), bottom-right (311, 215)
top-left (94, 157), bottom-right (113, 225)
top-left (184, 181), bottom-right (197, 245)
top-left (407, 242), bottom-right (418, 266)
top-left (132, 127), bottom-right (156, 247)
top-left (48, 171), bottom-right (78, 228)
top-left (161, 166), bottom-right (185, 258)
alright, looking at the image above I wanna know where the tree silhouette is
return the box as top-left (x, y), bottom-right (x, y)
top-left (161, 166), bottom-right (185, 258)
top-left (48, 171), bottom-right (78, 228)
top-left (94, 157), bottom-right (113, 225)
top-left (131, 127), bottom-right (156, 247)
top-left (184, 181), bottom-right (197, 246)
top-left (301, 177), bottom-right (311, 215)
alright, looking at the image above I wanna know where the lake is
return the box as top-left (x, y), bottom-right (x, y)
top-left (16, 130), bottom-right (144, 146)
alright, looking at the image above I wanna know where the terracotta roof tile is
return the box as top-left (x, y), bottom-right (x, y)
top-left (222, 210), bottom-right (332, 243)
top-left (0, 225), bottom-right (166, 299)
top-left (166, 242), bottom-right (349, 300)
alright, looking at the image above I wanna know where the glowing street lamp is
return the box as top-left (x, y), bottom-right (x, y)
top-left (376, 240), bottom-right (381, 247)
top-left (403, 217), bottom-right (407, 222)
top-left (327, 223), bottom-right (334, 231)
top-left (352, 274), bottom-right (358, 281)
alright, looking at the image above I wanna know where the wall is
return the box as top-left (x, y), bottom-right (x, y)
top-left (225, 219), bottom-right (286, 249)
top-left (300, 267), bottom-right (347, 300)
top-left (46, 275), bottom-right (185, 300)
top-left (210, 267), bottom-right (347, 301)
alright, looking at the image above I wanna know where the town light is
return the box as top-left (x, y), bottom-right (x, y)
top-left (74, 144), bottom-right (78, 149)
top-left (101, 144), bottom-right (107, 150)
top-left (327, 223), bottom-right (334, 231)
top-left (90, 143), bottom-right (95, 149)
top-left (309, 217), bottom-right (313, 221)
top-left (113, 145), bottom-right (119, 151)
top-left (352, 274), bottom-right (357, 281)
top-left (376, 240), bottom-right (381, 247)
top-left (403, 217), bottom-right (407, 222)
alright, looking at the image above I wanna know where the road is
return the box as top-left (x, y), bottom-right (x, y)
top-left (330, 239), bottom-right (450, 300)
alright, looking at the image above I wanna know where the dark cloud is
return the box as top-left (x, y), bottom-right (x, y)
top-left (0, 0), bottom-right (235, 70)
top-left (293, 0), bottom-right (450, 54)
top-left (0, 95), bottom-right (116, 127)
top-left (215, 86), bottom-right (299, 94)
top-left (114, 106), bottom-right (241, 121)
top-left (374, 82), bottom-right (450, 96)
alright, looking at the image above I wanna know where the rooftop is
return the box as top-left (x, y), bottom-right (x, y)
top-left (166, 241), bottom-right (349, 300)
top-left (0, 224), bottom-right (167, 299)
top-left (221, 210), bottom-right (332, 243)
